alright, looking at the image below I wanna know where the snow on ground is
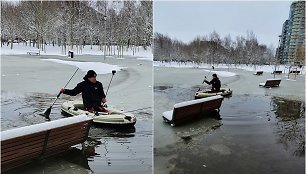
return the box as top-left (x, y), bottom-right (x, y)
top-left (41, 59), bottom-right (125, 75)
top-left (1, 43), bottom-right (152, 75)
top-left (154, 61), bottom-right (237, 77)
top-left (154, 61), bottom-right (306, 75)
top-left (202, 69), bottom-right (236, 77)
top-left (1, 43), bottom-right (153, 61)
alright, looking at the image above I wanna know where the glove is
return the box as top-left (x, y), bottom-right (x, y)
top-left (60, 88), bottom-right (65, 93)
top-left (102, 98), bottom-right (107, 103)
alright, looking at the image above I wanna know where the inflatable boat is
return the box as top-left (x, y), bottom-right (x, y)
top-left (195, 88), bottom-right (232, 99)
top-left (61, 100), bottom-right (136, 127)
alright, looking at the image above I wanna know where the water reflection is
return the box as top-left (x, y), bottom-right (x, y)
top-left (1, 91), bottom-right (72, 130)
top-left (90, 126), bottom-right (136, 138)
top-left (60, 147), bottom-right (93, 170)
top-left (1, 91), bottom-right (152, 174)
top-left (154, 89), bottom-right (305, 174)
top-left (271, 97), bottom-right (305, 157)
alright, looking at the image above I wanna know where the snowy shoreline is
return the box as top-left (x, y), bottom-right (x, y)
top-left (153, 61), bottom-right (306, 75)
top-left (1, 43), bottom-right (153, 61)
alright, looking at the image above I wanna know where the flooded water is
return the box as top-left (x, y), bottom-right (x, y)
top-left (1, 55), bottom-right (153, 174)
top-left (1, 90), bottom-right (152, 174)
top-left (154, 85), bottom-right (305, 174)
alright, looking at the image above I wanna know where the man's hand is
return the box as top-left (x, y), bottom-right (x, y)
top-left (202, 76), bottom-right (207, 84)
top-left (60, 88), bottom-right (65, 93)
top-left (102, 98), bottom-right (107, 103)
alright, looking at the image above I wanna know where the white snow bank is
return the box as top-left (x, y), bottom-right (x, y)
top-left (154, 61), bottom-right (306, 75)
top-left (41, 59), bottom-right (125, 74)
top-left (202, 69), bottom-right (236, 77)
top-left (1, 115), bottom-right (92, 141)
top-left (1, 43), bottom-right (152, 61)
top-left (154, 61), bottom-right (236, 77)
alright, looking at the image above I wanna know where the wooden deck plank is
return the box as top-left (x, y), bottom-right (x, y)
top-left (2, 146), bottom-right (43, 162)
top-left (2, 140), bottom-right (45, 155)
top-left (1, 131), bottom-right (47, 147)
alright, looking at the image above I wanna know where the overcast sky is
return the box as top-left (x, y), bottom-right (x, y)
top-left (154, 1), bottom-right (293, 47)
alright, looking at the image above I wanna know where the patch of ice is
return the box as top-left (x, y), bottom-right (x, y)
top-left (41, 59), bottom-right (125, 75)
top-left (154, 61), bottom-right (306, 75)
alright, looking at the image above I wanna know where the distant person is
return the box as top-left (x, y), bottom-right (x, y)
top-left (60, 70), bottom-right (108, 113)
top-left (203, 73), bottom-right (221, 92)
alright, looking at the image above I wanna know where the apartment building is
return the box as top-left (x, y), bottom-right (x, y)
top-left (277, 1), bottom-right (305, 65)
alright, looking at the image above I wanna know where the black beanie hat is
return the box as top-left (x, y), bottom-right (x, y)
top-left (212, 73), bottom-right (218, 78)
top-left (85, 70), bottom-right (97, 79)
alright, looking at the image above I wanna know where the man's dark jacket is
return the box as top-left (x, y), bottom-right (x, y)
top-left (63, 78), bottom-right (106, 110)
top-left (204, 78), bottom-right (221, 91)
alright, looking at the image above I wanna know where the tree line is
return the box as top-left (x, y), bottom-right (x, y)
top-left (154, 31), bottom-right (277, 65)
top-left (1, 1), bottom-right (152, 55)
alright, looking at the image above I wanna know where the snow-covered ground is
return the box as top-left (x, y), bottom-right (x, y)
top-left (1, 43), bottom-right (153, 61)
top-left (154, 61), bottom-right (306, 76)
top-left (1, 43), bottom-right (304, 76)
top-left (1, 43), bottom-right (152, 75)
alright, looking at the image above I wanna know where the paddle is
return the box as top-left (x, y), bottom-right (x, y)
top-left (204, 65), bottom-right (214, 80)
top-left (105, 70), bottom-right (116, 96)
top-left (100, 70), bottom-right (116, 109)
top-left (199, 66), bottom-right (214, 91)
top-left (42, 67), bottom-right (79, 120)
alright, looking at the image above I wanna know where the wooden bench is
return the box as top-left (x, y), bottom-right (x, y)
top-left (290, 70), bottom-right (300, 74)
top-left (1, 115), bottom-right (92, 171)
top-left (253, 71), bottom-right (263, 75)
top-left (259, 79), bottom-right (281, 88)
top-left (272, 70), bottom-right (282, 74)
top-left (162, 95), bottom-right (224, 126)
top-left (27, 49), bottom-right (40, 55)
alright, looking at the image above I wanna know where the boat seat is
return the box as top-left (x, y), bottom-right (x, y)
top-left (259, 79), bottom-right (281, 88)
top-left (162, 95), bottom-right (224, 126)
top-left (1, 115), bottom-right (92, 171)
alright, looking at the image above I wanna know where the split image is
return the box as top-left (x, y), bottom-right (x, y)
top-left (1, 1), bottom-right (305, 174)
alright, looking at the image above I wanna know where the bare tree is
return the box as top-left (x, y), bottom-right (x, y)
top-left (0, 0), bottom-right (150, 57)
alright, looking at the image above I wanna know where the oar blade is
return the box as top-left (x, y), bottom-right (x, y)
top-left (42, 107), bottom-right (52, 121)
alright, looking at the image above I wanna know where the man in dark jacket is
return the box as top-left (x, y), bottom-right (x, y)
top-left (60, 70), bottom-right (107, 112)
top-left (203, 73), bottom-right (221, 92)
